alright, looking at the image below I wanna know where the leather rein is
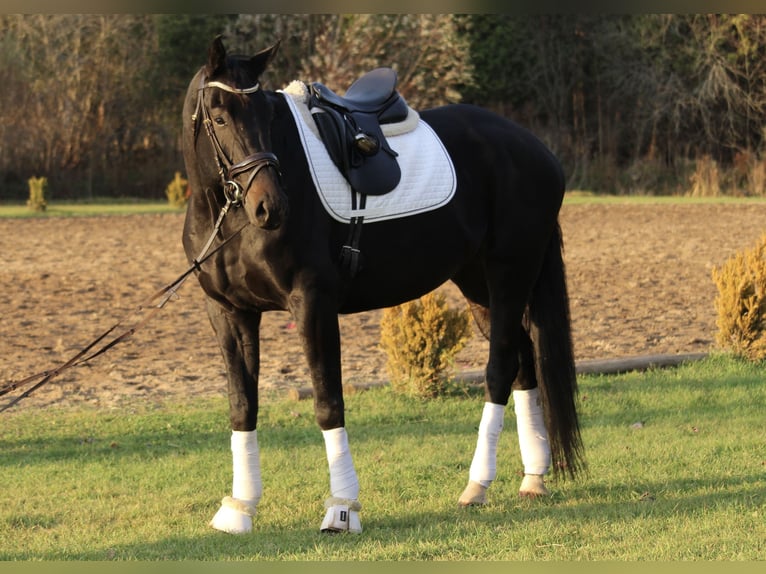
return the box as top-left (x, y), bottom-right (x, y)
top-left (0, 77), bottom-right (280, 414)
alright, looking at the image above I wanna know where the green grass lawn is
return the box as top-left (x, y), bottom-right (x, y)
top-left (0, 355), bottom-right (763, 561)
top-left (2, 193), bottom-right (765, 220)
top-left (563, 190), bottom-right (766, 205)
top-left (0, 200), bottom-right (180, 218)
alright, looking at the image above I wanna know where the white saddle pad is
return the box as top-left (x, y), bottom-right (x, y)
top-left (280, 82), bottom-right (456, 223)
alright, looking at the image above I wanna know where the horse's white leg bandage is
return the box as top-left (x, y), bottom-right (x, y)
top-left (469, 402), bottom-right (505, 487)
top-left (320, 427), bottom-right (362, 533)
top-left (210, 430), bottom-right (262, 534)
top-left (459, 402), bottom-right (505, 506)
top-left (513, 388), bottom-right (551, 477)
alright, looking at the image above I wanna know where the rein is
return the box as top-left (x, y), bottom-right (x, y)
top-left (0, 198), bottom-right (247, 414)
top-left (1, 75), bottom-right (282, 414)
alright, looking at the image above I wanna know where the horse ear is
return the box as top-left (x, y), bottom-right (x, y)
top-left (248, 40), bottom-right (281, 78)
top-left (206, 35), bottom-right (227, 77)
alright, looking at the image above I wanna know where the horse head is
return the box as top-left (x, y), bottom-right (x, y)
top-left (185, 36), bottom-right (288, 230)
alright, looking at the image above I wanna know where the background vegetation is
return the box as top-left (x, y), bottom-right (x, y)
top-left (4, 14), bottom-right (766, 201)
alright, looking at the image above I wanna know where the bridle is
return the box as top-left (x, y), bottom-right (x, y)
top-left (191, 75), bottom-right (282, 207)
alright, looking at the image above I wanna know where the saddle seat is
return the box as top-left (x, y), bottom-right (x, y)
top-left (310, 67), bottom-right (409, 123)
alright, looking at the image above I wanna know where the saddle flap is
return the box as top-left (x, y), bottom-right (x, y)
top-left (311, 106), bottom-right (401, 196)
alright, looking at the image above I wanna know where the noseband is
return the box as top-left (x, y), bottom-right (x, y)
top-left (192, 75), bottom-right (281, 207)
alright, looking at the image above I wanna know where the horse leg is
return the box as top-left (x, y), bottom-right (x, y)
top-left (512, 325), bottom-right (551, 498)
top-left (460, 301), bottom-right (552, 503)
top-left (204, 299), bottom-right (263, 534)
top-left (458, 260), bottom-right (541, 507)
top-left (290, 291), bottom-right (362, 533)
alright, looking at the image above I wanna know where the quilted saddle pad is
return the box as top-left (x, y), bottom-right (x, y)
top-left (280, 82), bottom-right (457, 224)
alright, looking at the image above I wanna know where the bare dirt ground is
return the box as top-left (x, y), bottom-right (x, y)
top-left (2, 201), bottom-right (765, 412)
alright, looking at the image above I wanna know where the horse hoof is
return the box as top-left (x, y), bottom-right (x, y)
top-left (518, 474), bottom-right (550, 498)
top-left (320, 498), bottom-right (362, 533)
top-left (209, 496), bottom-right (256, 534)
top-left (458, 480), bottom-right (488, 506)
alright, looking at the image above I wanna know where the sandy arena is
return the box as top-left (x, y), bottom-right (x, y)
top-left (2, 201), bottom-right (765, 411)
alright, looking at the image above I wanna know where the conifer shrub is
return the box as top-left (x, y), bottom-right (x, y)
top-left (379, 292), bottom-right (472, 398)
top-left (165, 171), bottom-right (190, 208)
top-left (27, 176), bottom-right (48, 212)
top-left (712, 234), bottom-right (766, 361)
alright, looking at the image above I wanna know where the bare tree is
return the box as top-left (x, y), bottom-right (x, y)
top-left (299, 14), bottom-right (471, 109)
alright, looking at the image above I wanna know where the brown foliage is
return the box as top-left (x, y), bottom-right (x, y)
top-left (379, 292), bottom-right (472, 398)
top-left (712, 234), bottom-right (766, 361)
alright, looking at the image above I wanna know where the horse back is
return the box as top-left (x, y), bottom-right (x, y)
top-left (421, 104), bottom-right (565, 202)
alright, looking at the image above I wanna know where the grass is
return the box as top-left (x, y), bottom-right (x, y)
top-left (1, 192), bottom-right (765, 220)
top-left (563, 190), bottom-right (766, 205)
top-left (0, 355), bottom-right (764, 561)
top-left (0, 200), bottom-right (180, 218)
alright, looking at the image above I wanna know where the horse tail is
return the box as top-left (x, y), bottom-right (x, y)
top-left (526, 222), bottom-right (585, 478)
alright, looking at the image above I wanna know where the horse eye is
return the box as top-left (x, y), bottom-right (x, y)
top-left (214, 117), bottom-right (226, 126)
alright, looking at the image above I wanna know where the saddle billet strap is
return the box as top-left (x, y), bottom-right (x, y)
top-left (339, 193), bottom-right (366, 279)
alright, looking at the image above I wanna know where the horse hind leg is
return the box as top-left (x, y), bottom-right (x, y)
top-left (458, 260), bottom-right (525, 508)
top-left (512, 323), bottom-right (551, 498)
top-left (457, 306), bottom-right (551, 505)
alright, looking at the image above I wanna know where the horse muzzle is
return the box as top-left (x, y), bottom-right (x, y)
top-left (227, 152), bottom-right (289, 229)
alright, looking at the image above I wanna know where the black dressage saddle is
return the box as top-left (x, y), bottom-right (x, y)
top-left (308, 68), bottom-right (409, 196)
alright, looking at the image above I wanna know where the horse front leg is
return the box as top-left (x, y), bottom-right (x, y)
top-left (290, 291), bottom-right (362, 533)
top-left (204, 299), bottom-right (263, 534)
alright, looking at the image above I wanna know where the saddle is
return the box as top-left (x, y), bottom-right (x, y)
top-left (308, 68), bottom-right (409, 196)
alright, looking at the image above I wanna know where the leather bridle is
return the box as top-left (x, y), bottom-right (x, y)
top-left (191, 75), bottom-right (282, 207)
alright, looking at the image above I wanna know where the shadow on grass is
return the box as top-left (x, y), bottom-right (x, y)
top-left (2, 468), bottom-right (763, 560)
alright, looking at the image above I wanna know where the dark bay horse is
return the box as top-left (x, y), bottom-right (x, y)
top-left (182, 37), bottom-right (583, 534)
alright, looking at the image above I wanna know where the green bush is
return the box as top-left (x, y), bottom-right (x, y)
top-left (165, 171), bottom-right (189, 208)
top-left (712, 234), bottom-right (766, 361)
top-left (26, 176), bottom-right (48, 212)
top-left (379, 292), bottom-right (472, 398)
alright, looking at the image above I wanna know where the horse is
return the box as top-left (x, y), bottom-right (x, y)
top-left (181, 36), bottom-right (584, 535)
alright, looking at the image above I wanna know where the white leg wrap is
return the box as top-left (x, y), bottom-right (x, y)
top-left (321, 427), bottom-right (361, 533)
top-left (322, 427), bottom-right (359, 499)
top-left (210, 430), bottom-right (262, 534)
top-left (513, 388), bottom-right (551, 476)
top-left (468, 402), bottom-right (506, 487)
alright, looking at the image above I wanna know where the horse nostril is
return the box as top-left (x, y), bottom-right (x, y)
top-left (255, 200), bottom-right (269, 223)
top-left (254, 199), bottom-right (283, 229)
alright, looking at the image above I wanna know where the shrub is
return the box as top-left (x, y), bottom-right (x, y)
top-left (688, 154), bottom-right (721, 197)
top-left (27, 176), bottom-right (48, 212)
top-left (165, 171), bottom-right (189, 208)
top-left (712, 234), bottom-right (766, 361)
top-left (379, 292), bottom-right (472, 398)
